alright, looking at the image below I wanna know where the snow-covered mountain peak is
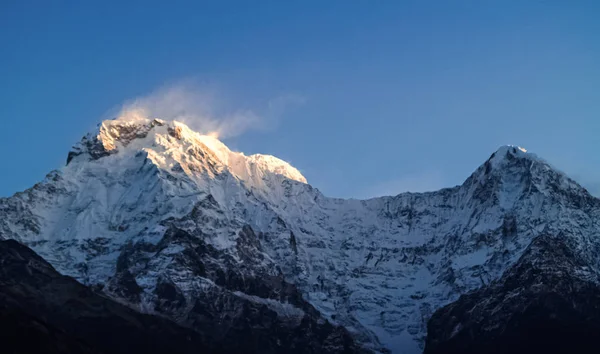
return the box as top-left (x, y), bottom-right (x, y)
top-left (494, 144), bottom-right (528, 155)
top-left (483, 144), bottom-right (583, 189)
top-left (489, 145), bottom-right (534, 166)
top-left (458, 144), bottom-right (591, 214)
top-left (469, 144), bottom-right (555, 182)
top-left (66, 117), bottom-right (307, 185)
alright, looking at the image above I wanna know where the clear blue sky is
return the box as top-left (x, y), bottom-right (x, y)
top-left (1, 1), bottom-right (599, 198)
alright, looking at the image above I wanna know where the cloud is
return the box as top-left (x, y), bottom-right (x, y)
top-left (359, 171), bottom-right (447, 198)
top-left (115, 82), bottom-right (304, 139)
top-left (267, 94), bottom-right (306, 117)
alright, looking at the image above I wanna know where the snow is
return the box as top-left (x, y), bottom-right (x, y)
top-left (453, 248), bottom-right (488, 269)
top-left (489, 145), bottom-right (532, 168)
top-left (1, 119), bottom-right (599, 353)
top-left (232, 291), bottom-right (305, 319)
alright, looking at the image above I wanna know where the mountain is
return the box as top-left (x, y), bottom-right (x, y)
top-left (1, 117), bottom-right (599, 353)
top-left (0, 118), bottom-right (362, 354)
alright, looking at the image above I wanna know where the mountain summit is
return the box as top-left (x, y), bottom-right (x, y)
top-left (68, 117), bottom-right (307, 183)
top-left (1, 119), bottom-right (599, 353)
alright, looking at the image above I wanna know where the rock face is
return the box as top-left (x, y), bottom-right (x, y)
top-left (0, 239), bottom-right (213, 354)
top-left (105, 226), bottom-right (362, 354)
top-left (2, 117), bottom-right (600, 353)
top-left (0, 237), bottom-right (361, 354)
top-left (424, 235), bottom-right (600, 354)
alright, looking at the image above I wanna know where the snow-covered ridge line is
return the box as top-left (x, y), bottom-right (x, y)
top-left (67, 117), bottom-right (307, 184)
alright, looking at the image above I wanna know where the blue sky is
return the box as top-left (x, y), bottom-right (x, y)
top-left (1, 1), bottom-right (599, 198)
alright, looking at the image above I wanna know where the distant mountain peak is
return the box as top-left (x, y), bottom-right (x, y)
top-left (467, 144), bottom-right (554, 182)
top-left (489, 145), bottom-right (534, 166)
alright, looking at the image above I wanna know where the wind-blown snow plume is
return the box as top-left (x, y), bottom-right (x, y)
top-left (115, 84), bottom-right (304, 139)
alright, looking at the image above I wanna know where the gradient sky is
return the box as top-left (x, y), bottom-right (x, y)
top-left (1, 1), bottom-right (599, 198)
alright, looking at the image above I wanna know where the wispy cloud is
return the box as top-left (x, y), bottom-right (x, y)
top-left (114, 82), bottom-right (305, 139)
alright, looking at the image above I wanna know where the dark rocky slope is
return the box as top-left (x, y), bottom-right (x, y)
top-left (424, 235), bottom-right (600, 354)
top-left (104, 225), bottom-right (364, 354)
top-left (0, 238), bottom-right (363, 354)
top-left (0, 239), bottom-right (215, 354)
